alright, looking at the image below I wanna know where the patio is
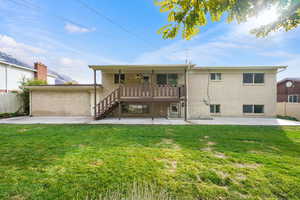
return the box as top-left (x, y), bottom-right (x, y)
top-left (0, 116), bottom-right (300, 125)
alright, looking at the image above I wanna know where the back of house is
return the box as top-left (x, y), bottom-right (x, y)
top-left (26, 64), bottom-right (285, 120)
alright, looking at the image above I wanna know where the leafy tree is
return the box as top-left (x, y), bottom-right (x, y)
top-left (19, 78), bottom-right (47, 114)
top-left (156, 0), bottom-right (300, 39)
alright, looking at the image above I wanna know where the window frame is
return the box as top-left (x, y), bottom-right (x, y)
top-left (156, 73), bottom-right (178, 86)
top-left (210, 73), bottom-right (222, 81)
top-left (114, 74), bottom-right (125, 84)
top-left (243, 104), bottom-right (264, 114)
top-left (210, 104), bottom-right (221, 114)
top-left (288, 95), bottom-right (299, 103)
top-left (121, 104), bottom-right (150, 114)
top-left (243, 73), bottom-right (265, 85)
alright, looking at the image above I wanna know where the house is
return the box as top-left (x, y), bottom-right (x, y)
top-left (0, 52), bottom-right (72, 93)
top-left (277, 78), bottom-right (300, 103)
top-left (26, 64), bottom-right (286, 120)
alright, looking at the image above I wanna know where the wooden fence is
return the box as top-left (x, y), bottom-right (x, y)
top-left (0, 93), bottom-right (23, 113)
top-left (277, 102), bottom-right (300, 120)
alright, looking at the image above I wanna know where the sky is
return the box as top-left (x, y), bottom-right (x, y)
top-left (0, 0), bottom-right (299, 83)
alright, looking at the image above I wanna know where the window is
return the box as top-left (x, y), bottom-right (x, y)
top-left (156, 74), bottom-right (178, 85)
top-left (288, 95), bottom-right (299, 103)
top-left (243, 105), bottom-right (264, 114)
top-left (210, 73), bottom-right (222, 81)
top-left (210, 104), bottom-right (221, 114)
top-left (114, 74), bottom-right (125, 84)
top-left (121, 104), bottom-right (150, 114)
top-left (243, 73), bottom-right (264, 84)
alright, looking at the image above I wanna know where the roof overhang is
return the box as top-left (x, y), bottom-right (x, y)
top-left (25, 84), bottom-right (102, 91)
top-left (191, 66), bottom-right (288, 70)
top-left (89, 64), bottom-right (194, 72)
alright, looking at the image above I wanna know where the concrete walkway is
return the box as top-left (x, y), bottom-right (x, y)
top-left (0, 116), bottom-right (300, 126)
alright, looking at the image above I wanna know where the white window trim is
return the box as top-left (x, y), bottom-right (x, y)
top-left (243, 104), bottom-right (265, 115)
top-left (210, 73), bottom-right (222, 81)
top-left (243, 73), bottom-right (265, 86)
top-left (288, 95), bottom-right (299, 103)
top-left (210, 104), bottom-right (221, 115)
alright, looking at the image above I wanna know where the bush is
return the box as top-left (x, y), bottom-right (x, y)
top-left (0, 112), bottom-right (25, 119)
top-left (19, 78), bottom-right (47, 114)
top-left (277, 115), bottom-right (299, 121)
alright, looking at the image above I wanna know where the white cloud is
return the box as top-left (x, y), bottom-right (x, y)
top-left (64, 23), bottom-right (95, 33)
top-left (59, 57), bottom-right (86, 67)
top-left (0, 34), bottom-right (46, 64)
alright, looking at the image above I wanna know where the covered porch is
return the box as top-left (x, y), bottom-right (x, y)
top-left (89, 64), bottom-right (191, 120)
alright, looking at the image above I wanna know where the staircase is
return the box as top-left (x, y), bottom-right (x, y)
top-left (95, 85), bottom-right (185, 120)
top-left (95, 88), bottom-right (120, 120)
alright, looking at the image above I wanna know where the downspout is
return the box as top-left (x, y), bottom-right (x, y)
top-left (5, 64), bottom-right (8, 93)
top-left (277, 67), bottom-right (288, 116)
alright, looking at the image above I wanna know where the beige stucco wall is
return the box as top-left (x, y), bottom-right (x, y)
top-left (187, 69), bottom-right (277, 119)
top-left (277, 102), bottom-right (300, 120)
top-left (31, 90), bottom-right (92, 116)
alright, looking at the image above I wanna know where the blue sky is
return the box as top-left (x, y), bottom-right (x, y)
top-left (0, 0), bottom-right (299, 83)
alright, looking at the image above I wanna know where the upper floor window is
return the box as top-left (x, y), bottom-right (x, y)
top-left (243, 73), bottom-right (264, 84)
top-left (114, 74), bottom-right (125, 84)
top-left (210, 104), bottom-right (221, 114)
top-left (288, 95), bottom-right (299, 103)
top-left (156, 74), bottom-right (178, 85)
top-left (210, 73), bottom-right (222, 81)
top-left (243, 104), bottom-right (264, 114)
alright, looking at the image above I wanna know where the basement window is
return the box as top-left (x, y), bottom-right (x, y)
top-left (210, 73), bottom-right (222, 81)
top-left (121, 104), bottom-right (150, 114)
top-left (210, 104), bottom-right (221, 114)
top-left (243, 73), bottom-right (264, 84)
top-left (243, 105), bottom-right (264, 114)
top-left (288, 95), bottom-right (299, 103)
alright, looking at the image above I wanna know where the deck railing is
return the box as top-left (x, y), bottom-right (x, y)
top-left (120, 85), bottom-right (185, 98)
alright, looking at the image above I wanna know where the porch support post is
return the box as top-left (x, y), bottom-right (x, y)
top-left (93, 69), bottom-right (97, 119)
top-left (118, 69), bottom-right (121, 120)
top-left (151, 69), bottom-right (154, 120)
top-left (184, 69), bottom-right (187, 121)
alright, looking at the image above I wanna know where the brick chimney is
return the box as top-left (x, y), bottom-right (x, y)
top-left (34, 62), bottom-right (48, 81)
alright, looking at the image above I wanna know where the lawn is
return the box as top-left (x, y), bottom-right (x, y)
top-left (0, 125), bottom-right (300, 200)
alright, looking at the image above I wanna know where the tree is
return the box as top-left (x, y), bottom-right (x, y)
top-left (156, 0), bottom-right (300, 40)
top-left (19, 78), bottom-right (47, 114)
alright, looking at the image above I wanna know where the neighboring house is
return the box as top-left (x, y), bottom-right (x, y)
top-left (277, 78), bottom-right (300, 103)
top-left (26, 64), bottom-right (286, 120)
top-left (0, 52), bottom-right (72, 93)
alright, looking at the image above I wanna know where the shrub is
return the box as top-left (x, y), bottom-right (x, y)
top-left (19, 78), bottom-right (47, 114)
top-left (277, 115), bottom-right (299, 121)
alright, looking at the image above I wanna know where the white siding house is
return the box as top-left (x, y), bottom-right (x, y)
top-left (0, 61), bottom-right (57, 93)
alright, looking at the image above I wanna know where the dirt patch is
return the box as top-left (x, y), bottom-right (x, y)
top-left (10, 195), bottom-right (26, 200)
top-left (242, 140), bottom-right (258, 143)
top-left (90, 160), bottom-right (103, 167)
top-left (214, 152), bottom-right (227, 159)
top-left (204, 136), bottom-right (210, 139)
top-left (235, 173), bottom-right (247, 181)
top-left (18, 129), bottom-right (28, 133)
top-left (158, 138), bottom-right (181, 150)
top-left (156, 158), bottom-right (177, 173)
top-left (234, 163), bottom-right (260, 169)
top-left (207, 141), bottom-right (216, 146)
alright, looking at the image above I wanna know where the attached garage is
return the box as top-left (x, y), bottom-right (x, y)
top-left (26, 85), bottom-right (102, 116)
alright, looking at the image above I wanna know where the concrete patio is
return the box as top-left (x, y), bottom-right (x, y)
top-left (0, 116), bottom-right (300, 125)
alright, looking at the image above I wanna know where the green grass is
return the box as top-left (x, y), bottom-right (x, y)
top-left (0, 125), bottom-right (300, 200)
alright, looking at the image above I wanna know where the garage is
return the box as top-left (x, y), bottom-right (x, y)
top-left (27, 85), bottom-right (101, 116)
